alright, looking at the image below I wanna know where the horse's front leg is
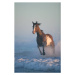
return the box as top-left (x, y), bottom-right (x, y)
top-left (43, 45), bottom-right (45, 55)
top-left (37, 46), bottom-right (43, 55)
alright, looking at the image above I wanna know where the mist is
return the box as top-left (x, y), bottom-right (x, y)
top-left (15, 41), bottom-right (61, 58)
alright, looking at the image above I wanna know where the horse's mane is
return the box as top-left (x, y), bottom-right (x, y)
top-left (41, 30), bottom-right (45, 35)
top-left (41, 30), bottom-right (43, 32)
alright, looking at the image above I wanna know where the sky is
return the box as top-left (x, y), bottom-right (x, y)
top-left (15, 3), bottom-right (61, 52)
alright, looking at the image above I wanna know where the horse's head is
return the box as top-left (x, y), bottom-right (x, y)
top-left (32, 21), bottom-right (41, 34)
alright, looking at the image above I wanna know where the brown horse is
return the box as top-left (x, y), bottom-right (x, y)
top-left (32, 21), bottom-right (55, 55)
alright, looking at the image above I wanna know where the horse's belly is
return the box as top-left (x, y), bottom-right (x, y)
top-left (46, 35), bottom-right (52, 46)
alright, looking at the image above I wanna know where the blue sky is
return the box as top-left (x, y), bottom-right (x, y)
top-left (15, 3), bottom-right (61, 52)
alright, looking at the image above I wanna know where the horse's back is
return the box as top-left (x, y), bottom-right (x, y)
top-left (46, 34), bottom-right (52, 37)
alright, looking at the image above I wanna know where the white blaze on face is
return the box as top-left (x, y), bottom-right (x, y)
top-left (33, 26), bottom-right (36, 32)
top-left (33, 26), bottom-right (36, 34)
top-left (46, 35), bottom-right (52, 46)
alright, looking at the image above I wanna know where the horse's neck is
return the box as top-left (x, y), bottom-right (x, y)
top-left (37, 27), bottom-right (45, 37)
top-left (37, 27), bottom-right (42, 36)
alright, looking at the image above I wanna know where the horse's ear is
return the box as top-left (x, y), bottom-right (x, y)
top-left (36, 21), bottom-right (41, 25)
top-left (38, 23), bottom-right (41, 25)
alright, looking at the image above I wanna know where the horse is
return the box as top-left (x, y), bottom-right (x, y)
top-left (32, 21), bottom-right (55, 55)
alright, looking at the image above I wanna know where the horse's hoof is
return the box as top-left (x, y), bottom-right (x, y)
top-left (43, 52), bottom-right (45, 55)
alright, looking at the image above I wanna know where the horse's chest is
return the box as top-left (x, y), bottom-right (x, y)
top-left (37, 36), bottom-right (43, 46)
